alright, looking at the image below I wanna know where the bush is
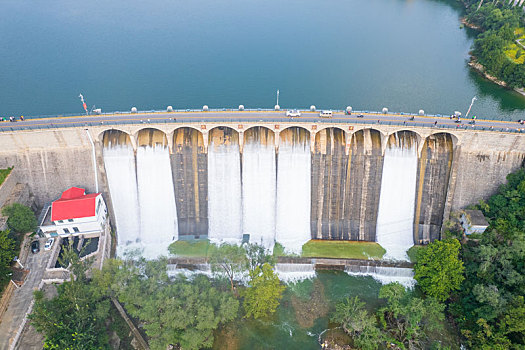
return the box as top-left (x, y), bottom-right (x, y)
top-left (2, 203), bottom-right (37, 234)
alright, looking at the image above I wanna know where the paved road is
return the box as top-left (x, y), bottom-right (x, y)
top-left (0, 238), bottom-right (51, 350)
top-left (0, 110), bottom-right (524, 133)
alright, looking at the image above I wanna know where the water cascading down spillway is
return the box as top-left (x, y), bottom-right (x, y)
top-left (208, 127), bottom-right (242, 244)
top-left (376, 131), bottom-right (418, 260)
top-left (102, 130), bottom-right (141, 257)
top-left (311, 128), bottom-right (347, 240)
top-left (344, 129), bottom-right (384, 241)
top-left (136, 129), bottom-right (178, 258)
top-left (275, 127), bottom-right (311, 253)
top-left (171, 128), bottom-right (208, 238)
top-left (413, 133), bottom-right (454, 243)
top-left (242, 127), bottom-right (276, 249)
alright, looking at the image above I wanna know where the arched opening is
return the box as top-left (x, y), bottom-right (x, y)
top-left (136, 128), bottom-right (168, 148)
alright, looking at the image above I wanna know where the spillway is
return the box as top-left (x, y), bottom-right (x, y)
top-left (344, 129), bottom-right (384, 241)
top-left (208, 127), bottom-right (243, 244)
top-left (102, 130), bottom-right (141, 257)
top-left (311, 128), bottom-right (347, 240)
top-left (376, 131), bottom-right (418, 260)
top-left (414, 133), bottom-right (454, 243)
top-left (171, 128), bottom-right (208, 238)
top-left (242, 127), bottom-right (276, 249)
top-left (275, 127), bottom-right (311, 254)
top-left (136, 129), bottom-right (178, 258)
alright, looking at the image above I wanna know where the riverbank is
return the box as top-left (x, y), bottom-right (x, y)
top-left (468, 59), bottom-right (525, 97)
top-left (458, 2), bottom-right (525, 97)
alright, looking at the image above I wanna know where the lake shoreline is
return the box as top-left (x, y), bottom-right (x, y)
top-left (460, 11), bottom-right (525, 98)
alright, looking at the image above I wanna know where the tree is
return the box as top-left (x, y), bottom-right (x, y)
top-left (0, 230), bottom-right (16, 288)
top-left (2, 203), bottom-right (37, 234)
top-left (414, 239), bottom-right (465, 302)
top-left (209, 243), bottom-right (247, 294)
top-left (242, 263), bottom-right (285, 319)
top-left (378, 283), bottom-right (445, 349)
top-left (331, 296), bottom-right (382, 350)
top-left (115, 259), bottom-right (239, 350)
top-left (244, 243), bottom-right (275, 272)
top-left (29, 279), bottom-right (111, 349)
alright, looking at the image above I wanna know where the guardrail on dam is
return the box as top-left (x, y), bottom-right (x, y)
top-left (0, 111), bottom-right (523, 257)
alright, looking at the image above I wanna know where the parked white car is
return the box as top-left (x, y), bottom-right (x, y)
top-left (44, 238), bottom-right (54, 251)
top-left (286, 109), bottom-right (301, 118)
top-left (319, 110), bottom-right (333, 118)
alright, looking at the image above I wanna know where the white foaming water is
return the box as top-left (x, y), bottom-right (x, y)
top-left (136, 145), bottom-right (178, 259)
top-left (242, 141), bottom-right (276, 250)
top-left (275, 263), bottom-right (316, 283)
top-left (103, 145), bottom-right (141, 257)
top-left (275, 140), bottom-right (311, 254)
top-left (344, 265), bottom-right (416, 289)
top-left (208, 140), bottom-right (243, 244)
top-left (376, 140), bottom-right (417, 261)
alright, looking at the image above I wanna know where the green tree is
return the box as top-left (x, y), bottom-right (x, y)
top-left (331, 296), bottom-right (382, 350)
top-left (115, 259), bottom-right (239, 350)
top-left (2, 203), bottom-right (37, 234)
top-left (244, 243), bottom-right (275, 272)
top-left (378, 283), bottom-right (445, 349)
top-left (209, 243), bottom-right (247, 294)
top-left (0, 230), bottom-right (16, 288)
top-left (414, 239), bottom-right (465, 302)
top-left (242, 263), bottom-right (285, 319)
top-left (29, 279), bottom-right (111, 349)
top-left (450, 169), bottom-right (525, 348)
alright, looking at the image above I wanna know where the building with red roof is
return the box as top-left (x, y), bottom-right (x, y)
top-left (40, 187), bottom-right (107, 238)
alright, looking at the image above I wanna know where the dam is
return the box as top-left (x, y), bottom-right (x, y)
top-left (0, 110), bottom-right (524, 259)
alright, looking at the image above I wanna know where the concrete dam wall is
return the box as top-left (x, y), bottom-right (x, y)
top-left (0, 122), bottom-right (523, 258)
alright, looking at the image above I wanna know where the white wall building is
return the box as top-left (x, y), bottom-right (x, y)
top-left (460, 209), bottom-right (489, 235)
top-left (39, 187), bottom-right (107, 238)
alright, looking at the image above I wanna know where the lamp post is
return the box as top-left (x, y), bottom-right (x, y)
top-left (465, 96), bottom-right (477, 118)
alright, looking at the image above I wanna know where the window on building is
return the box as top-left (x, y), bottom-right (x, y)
top-left (73, 227), bottom-right (80, 233)
top-left (58, 220), bottom-right (63, 223)
top-left (96, 199), bottom-right (101, 214)
top-left (63, 228), bottom-right (70, 234)
top-left (68, 219), bottom-right (74, 222)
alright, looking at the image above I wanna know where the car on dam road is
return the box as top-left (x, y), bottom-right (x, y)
top-left (286, 109), bottom-right (301, 118)
top-left (319, 110), bottom-right (333, 118)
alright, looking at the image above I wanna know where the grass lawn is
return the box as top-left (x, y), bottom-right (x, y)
top-left (0, 167), bottom-right (12, 186)
top-left (301, 240), bottom-right (385, 260)
top-left (168, 240), bottom-right (210, 257)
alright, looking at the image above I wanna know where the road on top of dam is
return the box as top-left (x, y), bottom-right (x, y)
top-left (0, 110), bottom-right (524, 133)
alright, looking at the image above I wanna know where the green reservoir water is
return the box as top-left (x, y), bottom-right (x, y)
top-left (2, 0), bottom-right (525, 119)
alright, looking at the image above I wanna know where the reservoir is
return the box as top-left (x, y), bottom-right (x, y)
top-left (2, 0), bottom-right (525, 119)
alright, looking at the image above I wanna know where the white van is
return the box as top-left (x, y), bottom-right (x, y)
top-left (319, 110), bottom-right (333, 118)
